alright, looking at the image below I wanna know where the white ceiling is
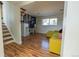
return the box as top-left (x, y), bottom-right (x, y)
top-left (10, 1), bottom-right (64, 17)
top-left (9, 1), bottom-right (34, 7)
top-left (22, 1), bottom-right (64, 17)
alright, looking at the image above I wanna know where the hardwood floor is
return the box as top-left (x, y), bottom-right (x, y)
top-left (4, 34), bottom-right (59, 57)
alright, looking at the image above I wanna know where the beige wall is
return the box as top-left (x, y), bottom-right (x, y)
top-left (0, 3), bottom-right (4, 56)
top-left (3, 1), bottom-right (22, 44)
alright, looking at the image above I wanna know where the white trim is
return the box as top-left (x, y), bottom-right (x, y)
top-left (60, 1), bottom-right (68, 57)
top-left (0, 4), bottom-right (4, 56)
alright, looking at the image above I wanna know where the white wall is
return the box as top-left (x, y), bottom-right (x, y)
top-left (3, 2), bottom-right (22, 44)
top-left (61, 1), bottom-right (79, 57)
top-left (36, 13), bottom-right (63, 33)
top-left (0, 3), bottom-right (4, 57)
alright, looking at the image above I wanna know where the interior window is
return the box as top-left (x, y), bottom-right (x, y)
top-left (42, 18), bottom-right (49, 25)
top-left (50, 18), bottom-right (57, 25)
top-left (42, 18), bottom-right (57, 25)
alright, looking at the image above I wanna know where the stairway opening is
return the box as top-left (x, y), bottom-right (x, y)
top-left (2, 22), bottom-right (14, 45)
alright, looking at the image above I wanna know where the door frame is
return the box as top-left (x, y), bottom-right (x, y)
top-left (0, 1), bottom-right (4, 57)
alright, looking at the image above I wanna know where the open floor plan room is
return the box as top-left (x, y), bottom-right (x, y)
top-left (4, 34), bottom-right (59, 57)
top-left (1, 1), bottom-right (79, 57)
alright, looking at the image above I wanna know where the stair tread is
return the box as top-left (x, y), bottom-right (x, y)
top-left (3, 32), bottom-right (10, 35)
top-left (4, 40), bottom-right (14, 45)
top-left (3, 31), bottom-right (9, 33)
top-left (3, 29), bottom-right (9, 31)
top-left (3, 34), bottom-right (11, 37)
top-left (2, 24), bottom-right (6, 26)
top-left (2, 27), bottom-right (7, 30)
top-left (4, 38), bottom-right (13, 42)
top-left (3, 36), bottom-right (12, 40)
top-left (3, 29), bottom-right (8, 31)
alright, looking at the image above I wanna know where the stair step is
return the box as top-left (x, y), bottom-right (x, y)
top-left (3, 29), bottom-right (9, 32)
top-left (4, 38), bottom-right (13, 42)
top-left (3, 30), bottom-right (9, 33)
top-left (2, 22), bottom-right (4, 24)
top-left (3, 33), bottom-right (11, 36)
top-left (2, 24), bottom-right (7, 26)
top-left (3, 36), bottom-right (12, 40)
top-left (2, 27), bottom-right (7, 29)
top-left (3, 34), bottom-right (11, 37)
top-left (3, 29), bottom-right (8, 31)
top-left (4, 40), bottom-right (14, 45)
top-left (2, 27), bottom-right (7, 30)
top-left (3, 30), bottom-right (9, 34)
top-left (2, 23), bottom-right (5, 25)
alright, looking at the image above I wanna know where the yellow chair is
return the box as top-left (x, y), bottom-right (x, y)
top-left (49, 35), bottom-right (61, 55)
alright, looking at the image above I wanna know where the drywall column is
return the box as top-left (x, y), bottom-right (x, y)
top-left (61, 1), bottom-right (79, 57)
top-left (0, 3), bottom-right (4, 57)
top-left (3, 2), bottom-right (22, 44)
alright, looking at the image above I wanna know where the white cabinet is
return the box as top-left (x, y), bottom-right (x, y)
top-left (21, 22), bottom-right (29, 37)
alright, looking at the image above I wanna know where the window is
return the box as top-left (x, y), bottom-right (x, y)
top-left (42, 18), bottom-right (57, 25)
top-left (42, 18), bottom-right (49, 25)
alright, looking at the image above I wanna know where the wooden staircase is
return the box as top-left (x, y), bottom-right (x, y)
top-left (2, 22), bottom-right (14, 44)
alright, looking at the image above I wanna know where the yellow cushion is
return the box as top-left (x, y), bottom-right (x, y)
top-left (49, 37), bottom-right (61, 55)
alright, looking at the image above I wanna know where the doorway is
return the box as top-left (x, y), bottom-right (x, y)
top-left (21, 1), bottom-right (64, 56)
